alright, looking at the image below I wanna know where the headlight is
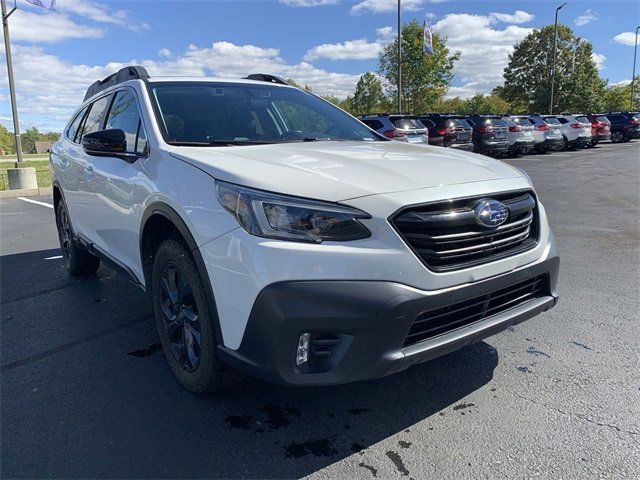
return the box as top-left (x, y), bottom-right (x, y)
top-left (216, 180), bottom-right (371, 243)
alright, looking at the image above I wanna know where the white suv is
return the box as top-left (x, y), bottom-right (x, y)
top-left (51, 66), bottom-right (559, 393)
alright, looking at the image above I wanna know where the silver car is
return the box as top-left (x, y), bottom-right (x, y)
top-left (554, 114), bottom-right (592, 150)
top-left (503, 116), bottom-right (536, 155)
top-left (528, 115), bottom-right (565, 152)
top-left (360, 114), bottom-right (429, 144)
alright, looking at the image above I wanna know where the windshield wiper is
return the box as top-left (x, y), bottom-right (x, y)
top-left (167, 140), bottom-right (275, 147)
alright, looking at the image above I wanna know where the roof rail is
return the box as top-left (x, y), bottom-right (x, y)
top-left (244, 73), bottom-right (289, 85)
top-left (84, 66), bottom-right (149, 101)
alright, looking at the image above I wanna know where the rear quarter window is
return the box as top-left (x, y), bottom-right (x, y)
top-left (66, 107), bottom-right (88, 143)
top-left (362, 119), bottom-right (383, 130)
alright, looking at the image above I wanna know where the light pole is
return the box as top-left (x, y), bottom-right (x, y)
top-left (630, 26), bottom-right (640, 111)
top-left (1, 0), bottom-right (24, 166)
top-left (549, 2), bottom-right (567, 114)
top-left (397, 0), bottom-right (402, 113)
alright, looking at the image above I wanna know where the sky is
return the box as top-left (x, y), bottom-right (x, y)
top-left (1, 0), bottom-right (639, 132)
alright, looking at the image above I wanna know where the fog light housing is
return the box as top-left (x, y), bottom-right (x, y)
top-left (296, 333), bottom-right (310, 366)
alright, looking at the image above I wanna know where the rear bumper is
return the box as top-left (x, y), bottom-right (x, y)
top-left (218, 255), bottom-right (559, 386)
top-left (449, 142), bottom-right (474, 151)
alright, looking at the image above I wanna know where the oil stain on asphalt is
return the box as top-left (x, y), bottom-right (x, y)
top-left (285, 439), bottom-right (338, 459)
top-left (127, 342), bottom-right (162, 358)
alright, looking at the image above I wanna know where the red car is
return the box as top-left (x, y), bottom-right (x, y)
top-left (584, 113), bottom-right (611, 147)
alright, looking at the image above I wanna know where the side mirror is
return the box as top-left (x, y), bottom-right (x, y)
top-left (82, 129), bottom-right (137, 162)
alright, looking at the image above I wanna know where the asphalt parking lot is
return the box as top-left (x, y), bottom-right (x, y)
top-left (1, 142), bottom-right (639, 479)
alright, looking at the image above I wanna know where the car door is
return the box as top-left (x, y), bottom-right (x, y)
top-left (82, 88), bottom-right (148, 272)
top-left (52, 105), bottom-right (89, 234)
top-left (63, 95), bottom-right (113, 241)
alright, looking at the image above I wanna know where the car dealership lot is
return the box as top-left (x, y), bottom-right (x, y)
top-left (1, 142), bottom-right (638, 479)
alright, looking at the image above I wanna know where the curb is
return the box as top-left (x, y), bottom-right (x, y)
top-left (0, 187), bottom-right (52, 199)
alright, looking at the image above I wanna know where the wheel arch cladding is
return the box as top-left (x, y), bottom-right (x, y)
top-left (140, 202), bottom-right (226, 347)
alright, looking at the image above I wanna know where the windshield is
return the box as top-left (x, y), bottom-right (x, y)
top-left (148, 82), bottom-right (381, 145)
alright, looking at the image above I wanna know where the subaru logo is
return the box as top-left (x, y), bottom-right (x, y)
top-left (474, 199), bottom-right (509, 227)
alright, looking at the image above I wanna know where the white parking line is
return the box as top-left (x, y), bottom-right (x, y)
top-left (17, 197), bottom-right (53, 209)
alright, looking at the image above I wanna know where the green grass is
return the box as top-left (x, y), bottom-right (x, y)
top-left (0, 160), bottom-right (51, 191)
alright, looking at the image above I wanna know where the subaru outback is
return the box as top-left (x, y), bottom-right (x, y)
top-left (50, 66), bottom-right (559, 393)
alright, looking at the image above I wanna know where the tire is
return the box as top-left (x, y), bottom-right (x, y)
top-left (55, 200), bottom-right (100, 276)
top-left (611, 130), bottom-right (624, 143)
top-left (151, 238), bottom-right (243, 393)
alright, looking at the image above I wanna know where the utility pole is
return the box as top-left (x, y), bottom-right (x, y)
top-left (2, 0), bottom-right (24, 167)
top-left (631, 26), bottom-right (640, 111)
top-left (549, 2), bottom-right (567, 114)
top-left (397, 0), bottom-right (402, 113)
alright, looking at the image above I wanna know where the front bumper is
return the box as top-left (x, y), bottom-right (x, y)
top-left (218, 255), bottom-right (559, 386)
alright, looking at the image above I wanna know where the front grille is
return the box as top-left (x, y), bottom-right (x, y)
top-left (403, 274), bottom-right (548, 348)
top-left (392, 190), bottom-right (539, 271)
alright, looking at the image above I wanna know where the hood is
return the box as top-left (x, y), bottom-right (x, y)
top-left (168, 140), bottom-right (524, 202)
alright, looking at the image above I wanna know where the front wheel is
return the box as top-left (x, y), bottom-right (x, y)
top-left (55, 200), bottom-right (100, 276)
top-left (151, 238), bottom-right (243, 393)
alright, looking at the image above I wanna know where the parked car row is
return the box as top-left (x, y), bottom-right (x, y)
top-left (359, 111), bottom-right (640, 157)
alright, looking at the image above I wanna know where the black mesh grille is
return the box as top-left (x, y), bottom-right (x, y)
top-left (403, 274), bottom-right (549, 348)
top-left (391, 190), bottom-right (539, 271)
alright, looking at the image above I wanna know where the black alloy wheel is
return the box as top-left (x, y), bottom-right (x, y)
top-left (57, 202), bottom-right (72, 262)
top-left (159, 261), bottom-right (202, 372)
top-left (610, 130), bottom-right (624, 143)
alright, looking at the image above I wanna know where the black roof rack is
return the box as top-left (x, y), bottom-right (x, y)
top-left (84, 66), bottom-right (149, 101)
top-left (244, 73), bottom-right (289, 85)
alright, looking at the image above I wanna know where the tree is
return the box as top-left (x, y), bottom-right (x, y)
top-left (601, 78), bottom-right (640, 111)
top-left (21, 127), bottom-right (41, 154)
top-left (460, 94), bottom-right (512, 115)
top-left (502, 25), bottom-right (605, 113)
top-left (351, 72), bottom-right (384, 115)
top-left (0, 124), bottom-right (15, 155)
top-left (378, 20), bottom-right (459, 113)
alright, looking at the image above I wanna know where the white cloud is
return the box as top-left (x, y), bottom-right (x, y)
top-left (375, 26), bottom-right (395, 41)
top-left (489, 11), bottom-right (534, 25)
top-left (54, 0), bottom-right (149, 31)
top-left (591, 52), bottom-right (606, 70)
top-left (4, 9), bottom-right (104, 43)
top-left (303, 26), bottom-right (396, 61)
top-left (304, 39), bottom-right (382, 60)
top-left (158, 48), bottom-right (172, 59)
top-left (351, 0), bottom-right (424, 15)
top-left (574, 9), bottom-right (598, 27)
top-left (0, 42), bottom-right (362, 131)
top-left (279, 0), bottom-right (340, 6)
top-left (610, 79), bottom-right (631, 87)
top-left (612, 32), bottom-right (637, 47)
top-left (433, 13), bottom-right (533, 98)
